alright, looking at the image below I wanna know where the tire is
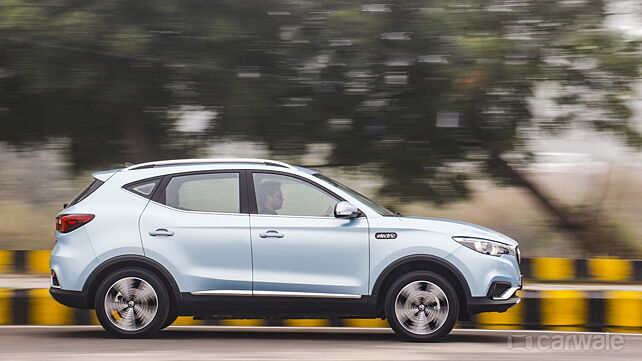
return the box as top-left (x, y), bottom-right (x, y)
top-left (95, 268), bottom-right (169, 338)
top-left (385, 271), bottom-right (459, 342)
top-left (161, 311), bottom-right (178, 329)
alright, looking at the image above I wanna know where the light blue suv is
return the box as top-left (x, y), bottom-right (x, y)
top-left (50, 158), bottom-right (521, 341)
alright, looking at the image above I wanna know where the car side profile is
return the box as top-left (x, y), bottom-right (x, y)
top-left (50, 158), bottom-right (521, 341)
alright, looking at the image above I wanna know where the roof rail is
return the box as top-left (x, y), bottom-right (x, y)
top-left (124, 158), bottom-right (297, 171)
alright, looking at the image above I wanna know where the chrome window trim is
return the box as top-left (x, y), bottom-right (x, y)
top-left (149, 196), bottom-right (367, 219)
top-left (250, 213), bottom-right (354, 220)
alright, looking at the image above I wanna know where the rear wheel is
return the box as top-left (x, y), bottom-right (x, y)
top-left (95, 268), bottom-right (169, 338)
top-left (385, 271), bottom-right (459, 342)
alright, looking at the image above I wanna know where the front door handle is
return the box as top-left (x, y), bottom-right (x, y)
top-left (259, 230), bottom-right (284, 238)
top-left (149, 229), bottom-right (174, 237)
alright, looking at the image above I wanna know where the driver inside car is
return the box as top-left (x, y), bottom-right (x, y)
top-left (257, 181), bottom-right (283, 215)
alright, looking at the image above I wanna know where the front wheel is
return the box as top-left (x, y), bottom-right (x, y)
top-left (95, 268), bottom-right (169, 338)
top-left (385, 271), bottom-right (459, 342)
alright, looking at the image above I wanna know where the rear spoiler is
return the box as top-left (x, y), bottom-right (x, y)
top-left (91, 168), bottom-right (122, 182)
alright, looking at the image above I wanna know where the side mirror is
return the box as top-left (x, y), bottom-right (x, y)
top-left (334, 201), bottom-right (360, 219)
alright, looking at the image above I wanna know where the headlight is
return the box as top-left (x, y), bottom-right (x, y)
top-left (453, 236), bottom-right (517, 258)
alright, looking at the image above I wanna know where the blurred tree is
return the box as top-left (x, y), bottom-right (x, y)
top-left (0, 0), bottom-right (640, 255)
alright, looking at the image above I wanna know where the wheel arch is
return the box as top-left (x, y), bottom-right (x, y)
top-left (82, 255), bottom-right (181, 312)
top-left (371, 255), bottom-right (472, 319)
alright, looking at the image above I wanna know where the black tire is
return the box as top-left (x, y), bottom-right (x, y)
top-left (385, 271), bottom-right (459, 342)
top-left (95, 268), bottom-right (169, 338)
top-left (161, 311), bottom-right (178, 329)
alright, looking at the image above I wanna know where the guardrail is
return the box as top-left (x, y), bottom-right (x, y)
top-left (0, 250), bottom-right (51, 274)
top-left (520, 258), bottom-right (642, 283)
top-left (2, 250), bottom-right (641, 283)
top-left (0, 288), bottom-right (640, 332)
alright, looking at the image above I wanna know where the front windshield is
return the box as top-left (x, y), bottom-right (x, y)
top-left (313, 173), bottom-right (396, 216)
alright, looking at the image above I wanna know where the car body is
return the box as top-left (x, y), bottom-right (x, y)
top-left (50, 158), bottom-right (521, 341)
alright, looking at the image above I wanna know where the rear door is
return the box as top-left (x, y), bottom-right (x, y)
top-left (138, 170), bottom-right (252, 294)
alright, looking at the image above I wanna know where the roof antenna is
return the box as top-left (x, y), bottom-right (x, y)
top-left (125, 162), bottom-right (134, 167)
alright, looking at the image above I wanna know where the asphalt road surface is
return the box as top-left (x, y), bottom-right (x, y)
top-left (0, 326), bottom-right (640, 360)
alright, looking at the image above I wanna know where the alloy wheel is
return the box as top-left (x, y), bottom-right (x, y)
top-left (394, 280), bottom-right (449, 335)
top-left (104, 277), bottom-right (158, 331)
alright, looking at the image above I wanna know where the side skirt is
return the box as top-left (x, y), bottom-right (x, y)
top-left (178, 293), bottom-right (379, 319)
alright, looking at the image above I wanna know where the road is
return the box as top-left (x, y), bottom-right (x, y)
top-left (0, 326), bottom-right (640, 360)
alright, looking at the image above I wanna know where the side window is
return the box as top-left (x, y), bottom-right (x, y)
top-left (253, 173), bottom-right (339, 217)
top-left (164, 173), bottom-right (240, 213)
top-left (123, 178), bottom-right (160, 199)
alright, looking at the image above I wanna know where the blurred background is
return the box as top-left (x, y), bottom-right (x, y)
top-left (1, 0), bottom-right (641, 259)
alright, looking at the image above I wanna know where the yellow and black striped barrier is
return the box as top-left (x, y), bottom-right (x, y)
top-left (472, 289), bottom-right (642, 334)
top-left (0, 288), bottom-right (640, 332)
top-left (520, 257), bottom-right (642, 283)
top-left (0, 250), bottom-right (51, 274)
top-left (2, 250), bottom-right (641, 283)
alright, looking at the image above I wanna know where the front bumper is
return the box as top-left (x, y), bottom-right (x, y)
top-left (49, 287), bottom-right (90, 309)
top-left (467, 276), bottom-right (522, 315)
top-left (467, 294), bottom-right (520, 315)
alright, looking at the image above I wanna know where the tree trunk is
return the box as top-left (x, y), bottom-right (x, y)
top-left (490, 155), bottom-right (639, 258)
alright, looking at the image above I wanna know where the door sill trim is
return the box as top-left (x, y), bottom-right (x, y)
top-left (190, 290), bottom-right (252, 296)
top-left (189, 290), bottom-right (362, 299)
top-left (254, 291), bottom-right (362, 299)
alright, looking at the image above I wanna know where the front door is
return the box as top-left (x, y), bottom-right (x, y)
top-left (139, 171), bottom-right (252, 294)
top-left (249, 172), bottom-right (369, 297)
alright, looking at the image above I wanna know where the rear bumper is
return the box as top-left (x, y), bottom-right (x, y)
top-left (467, 295), bottom-right (520, 315)
top-left (49, 287), bottom-right (90, 309)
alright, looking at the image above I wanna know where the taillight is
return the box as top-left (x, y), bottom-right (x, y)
top-left (55, 214), bottom-right (95, 233)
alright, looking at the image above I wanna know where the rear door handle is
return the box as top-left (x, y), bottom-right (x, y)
top-left (149, 229), bottom-right (174, 237)
top-left (259, 230), bottom-right (284, 238)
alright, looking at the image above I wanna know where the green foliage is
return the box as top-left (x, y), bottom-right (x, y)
top-left (0, 0), bottom-right (639, 201)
